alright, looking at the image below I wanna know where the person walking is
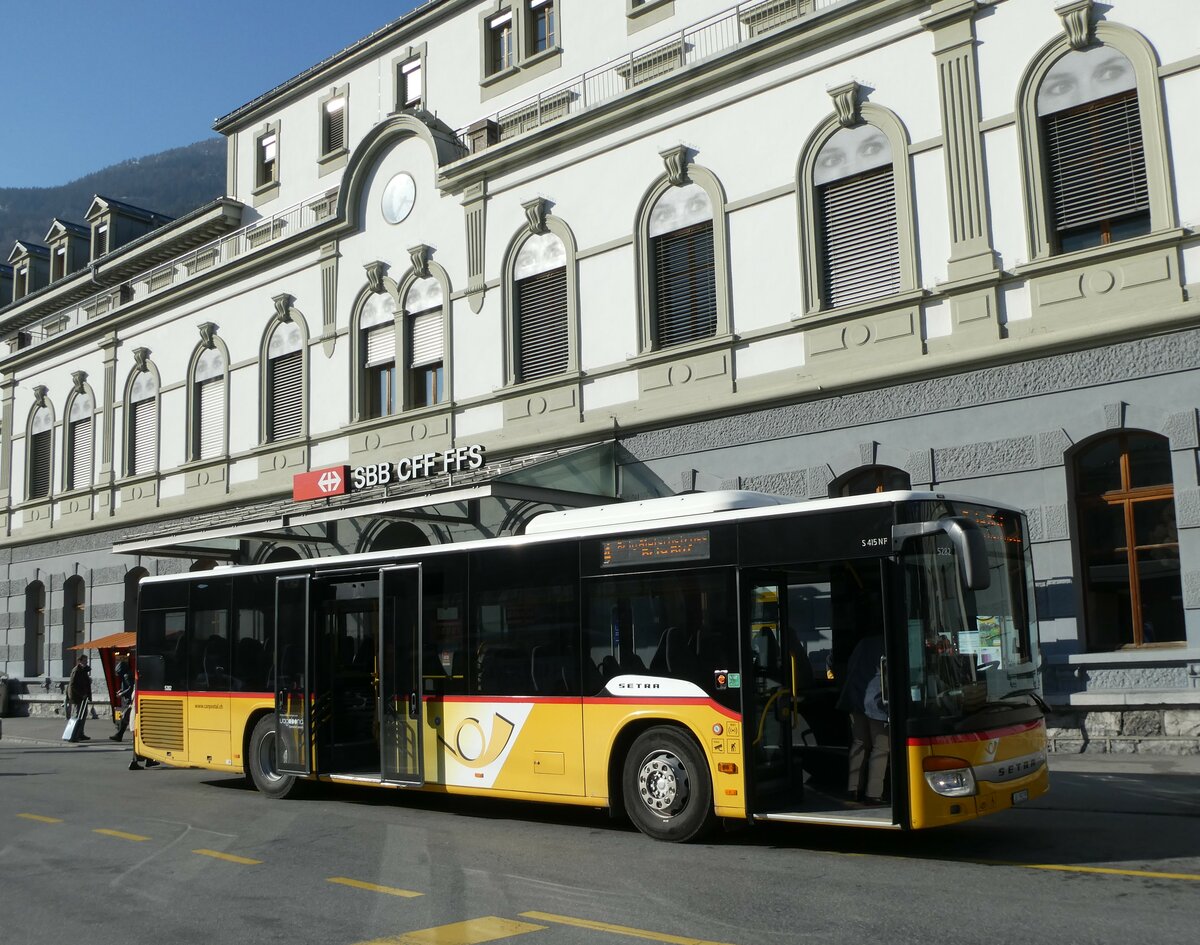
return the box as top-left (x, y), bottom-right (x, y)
top-left (66, 655), bottom-right (93, 742)
top-left (836, 633), bottom-right (889, 804)
top-left (110, 660), bottom-right (133, 742)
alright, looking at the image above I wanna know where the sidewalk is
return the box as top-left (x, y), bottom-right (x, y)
top-left (3, 713), bottom-right (1199, 773)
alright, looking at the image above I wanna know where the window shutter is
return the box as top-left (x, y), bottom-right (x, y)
top-left (270, 350), bottom-right (303, 440)
top-left (325, 99), bottom-right (345, 153)
top-left (652, 220), bottom-right (717, 349)
top-left (29, 430), bottom-right (51, 499)
top-left (197, 379), bottom-right (225, 460)
top-left (818, 165), bottom-right (900, 308)
top-left (516, 267), bottom-right (569, 381)
top-left (131, 399), bottom-right (156, 475)
top-left (410, 309), bottom-right (443, 367)
top-left (402, 60), bottom-right (422, 106)
top-left (69, 418), bottom-right (92, 489)
top-left (1044, 90), bottom-right (1148, 234)
top-left (365, 324), bottom-right (395, 367)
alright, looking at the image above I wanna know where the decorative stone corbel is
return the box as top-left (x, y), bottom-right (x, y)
top-left (364, 260), bottom-right (389, 294)
top-left (828, 80), bottom-right (864, 128)
top-left (32, 385), bottom-right (48, 408)
top-left (272, 293), bottom-right (294, 322)
top-left (197, 322), bottom-right (218, 348)
top-left (522, 197), bottom-right (548, 235)
top-left (1056, 0), bottom-right (1094, 50)
top-left (659, 145), bottom-right (689, 186)
top-left (463, 180), bottom-right (488, 313)
top-left (408, 243), bottom-right (431, 280)
top-left (132, 347), bottom-right (151, 372)
top-left (71, 371), bottom-right (88, 393)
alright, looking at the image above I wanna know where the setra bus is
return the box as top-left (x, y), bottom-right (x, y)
top-left (132, 490), bottom-right (1049, 841)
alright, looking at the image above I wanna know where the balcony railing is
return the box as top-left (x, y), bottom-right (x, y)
top-left (457, 0), bottom-right (847, 153)
top-left (10, 189), bottom-right (339, 352)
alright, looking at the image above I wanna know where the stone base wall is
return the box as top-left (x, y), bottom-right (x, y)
top-left (7, 693), bottom-right (115, 720)
top-left (1047, 707), bottom-right (1200, 755)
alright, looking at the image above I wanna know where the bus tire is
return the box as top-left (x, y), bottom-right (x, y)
top-left (247, 714), bottom-right (299, 799)
top-left (622, 726), bottom-right (715, 842)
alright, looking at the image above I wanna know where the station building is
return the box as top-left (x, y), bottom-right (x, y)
top-left (0, 0), bottom-right (1197, 750)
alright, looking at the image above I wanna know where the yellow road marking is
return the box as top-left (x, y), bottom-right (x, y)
top-left (521, 912), bottom-right (738, 945)
top-left (94, 828), bottom-right (150, 842)
top-left (328, 877), bottom-right (423, 898)
top-left (18, 813), bottom-right (63, 824)
top-left (192, 848), bottom-right (262, 865)
top-left (357, 917), bottom-right (546, 945)
top-left (1015, 862), bottom-right (1200, 882)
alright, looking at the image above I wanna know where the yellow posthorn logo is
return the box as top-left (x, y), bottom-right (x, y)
top-left (443, 714), bottom-right (516, 768)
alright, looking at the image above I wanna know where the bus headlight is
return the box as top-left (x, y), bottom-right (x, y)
top-left (923, 756), bottom-right (977, 797)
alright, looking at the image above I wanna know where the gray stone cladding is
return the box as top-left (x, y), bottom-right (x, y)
top-left (1047, 709), bottom-right (1200, 755)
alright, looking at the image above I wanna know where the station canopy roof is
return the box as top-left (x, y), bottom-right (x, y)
top-left (69, 631), bottom-right (137, 651)
top-left (110, 441), bottom-right (621, 561)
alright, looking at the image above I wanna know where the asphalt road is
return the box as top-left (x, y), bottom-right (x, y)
top-left (2, 740), bottom-right (1198, 945)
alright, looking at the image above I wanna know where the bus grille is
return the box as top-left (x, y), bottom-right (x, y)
top-left (140, 699), bottom-right (185, 751)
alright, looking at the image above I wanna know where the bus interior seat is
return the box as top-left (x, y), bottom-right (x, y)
top-left (530, 645), bottom-right (568, 695)
top-left (599, 655), bottom-right (621, 682)
top-left (478, 645), bottom-right (526, 694)
top-left (651, 626), bottom-right (696, 679)
top-left (201, 635), bottom-right (228, 685)
top-left (235, 637), bottom-right (264, 690)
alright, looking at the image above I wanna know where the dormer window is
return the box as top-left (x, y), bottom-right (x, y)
top-left (401, 58), bottom-right (423, 109)
top-left (15, 266), bottom-right (29, 300)
top-left (324, 98), bottom-right (345, 152)
top-left (52, 247), bottom-right (66, 281)
top-left (93, 224), bottom-right (108, 259)
top-left (252, 121), bottom-right (282, 205)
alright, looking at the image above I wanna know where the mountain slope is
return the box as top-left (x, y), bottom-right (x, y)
top-left (0, 138), bottom-right (226, 255)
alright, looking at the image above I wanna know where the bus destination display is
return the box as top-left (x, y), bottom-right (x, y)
top-left (601, 531), bottom-right (711, 568)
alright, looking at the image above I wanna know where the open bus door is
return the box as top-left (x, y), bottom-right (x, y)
top-left (379, 565), bottom-right (423, 786)
top-left (274, 575), bottom-right (312, 777)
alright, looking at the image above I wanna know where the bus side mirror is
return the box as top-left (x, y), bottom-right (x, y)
top-left (941, 517), bottom-right (991, 591)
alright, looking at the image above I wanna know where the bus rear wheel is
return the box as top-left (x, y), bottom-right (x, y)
top-left (247, 714), bottom-right (300, 799)
top-left (622, 726), bottom-right (715, 842)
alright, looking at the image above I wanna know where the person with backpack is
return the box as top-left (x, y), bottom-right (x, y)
top-left (66, 655), bottom-right (93, 741)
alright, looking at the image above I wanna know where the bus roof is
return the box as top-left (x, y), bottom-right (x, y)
top-left (139, 489), bottom-right (1018, 584)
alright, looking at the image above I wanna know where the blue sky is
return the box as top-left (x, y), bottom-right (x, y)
top-left (0, 1), bottom-right (425, 189)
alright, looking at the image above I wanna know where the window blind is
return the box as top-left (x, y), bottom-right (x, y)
top-left (652, 220), bottom-right (717, 349)
top-left (29, 430), bottom-right (51, 499)
top-left (1044, 90), bottom-right (1148, 233)
top-left (516, 267), bottom-right (568, 381)
top-left (197, 379), bottom-right (225, 460)
top-left (269, 350), bottom-right (303, 440)
top-left (365, 324), bottom-right (396, 368)
top-left (131, 398), bottom-right (156, 475)
top-left (818, 165), bottom-right (900, 308)
top-left (68, 418), bottom-right (92, 490)
top-left (410, 309), bottom-right (443, 367)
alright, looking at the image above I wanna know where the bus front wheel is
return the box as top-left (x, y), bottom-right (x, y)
top-left (622, 726), bottom-right (715, 842)
top-left (247, 714), bottom-right (300, 799)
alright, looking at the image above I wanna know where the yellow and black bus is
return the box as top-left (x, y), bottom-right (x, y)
top-left (133, 490), bottom-right (1048, 841)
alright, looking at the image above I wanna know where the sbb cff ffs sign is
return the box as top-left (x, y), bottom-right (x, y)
top-left (292, 465), bottom-right (349, 501)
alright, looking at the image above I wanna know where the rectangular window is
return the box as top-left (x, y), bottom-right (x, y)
top-left (652, 221), bottom-right (717, 348)
top-left (1044, 90), bottom-right (1150, 253)
top-left (401, 59), bottom-right (422, 108)
top-left (189, 578), bottom-right (232, 692)
top-left (817, 165), bottom-right (900, 308)
top-left (130, 398), bottom-right (156, 475)
top-left (516, 267), bottom-right (569, 381)
top-left (29, 429), bottom-right (51, 499)
top-left (364, 324), bottom-right (396, 418)
top-left (52, 246), bottom-right (66, 281)
top-left (488, 12), bottom-right (514, 74)
top-left (257, 133), bottom-right (278, 188)
top-left (269, 350), bottom-right (303, 440)
top-left (196, 378), bottom-right (225, 460)
top-left (94, 225), bottom-right (107, 258)
top-left (409, 309), bottom-right (444, 408)
top-left (530, 0), bottom-right (555, 54)
top-left (67, 418), bottom-right (92, 490)
top-left (323, 97), bottom-right (346, 155)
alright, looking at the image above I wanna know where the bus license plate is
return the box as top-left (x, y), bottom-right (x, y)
top-left (1012, 789), bottom-right (1029, 805)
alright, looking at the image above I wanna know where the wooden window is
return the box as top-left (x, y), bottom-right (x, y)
top-left (1074, 432), bottom-right (1184, 649)
top-left (323, 96), bottom-right (346, 155)
top-left (530, 0), bottom-right (555, 54)
top-left (488, 12), bottom-right (514, 74)
top-left (513, 231), bottom-right (568, 382)
top-left (28, 408), bottom-right (52, 500)
top-left (267, 322), bottom-right (303, 441)
top-left (257, 132), bottom-right (278, 188)
top-left (648, 183), bottom-right (716, 349)
top-left (129, 371), bottom-right (157, 476)
top-left (360, 293), bottom-right (397, 419)
top-left (409, 308), bottom-right (444, 408)
top-left (193, 348), bottom-right (226, 461)
top-left (401, 59), bottom-right (423, 108)
top-left (66, 394), bottom-right (94, 490)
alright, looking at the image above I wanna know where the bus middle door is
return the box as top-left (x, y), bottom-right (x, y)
top-left (379, 565), bottom-right (424, 786)
top-left (274, 575), bottom-right (312, 778)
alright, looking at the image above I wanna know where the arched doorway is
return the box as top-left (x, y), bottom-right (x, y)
top-left (830, 465), bottom-right (911, 497)
top-left (124, 568), bottom-right (149, 633)
top-left (366, 521), bottom-right (429, 552)
top-left (62, 576), bottom-right (85, 675)
top-left (24, 580), bottom-right (45, 677)
top-left (1072, 431), bottom-right (1185, 649)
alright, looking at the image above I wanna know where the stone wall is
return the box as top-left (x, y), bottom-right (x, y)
top-left (1047, 708), bottom-right (1200, 755)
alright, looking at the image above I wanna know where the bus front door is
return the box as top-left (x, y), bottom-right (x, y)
top-left (379, 566), bottom-right (424, 786)
top-left (275, 575), bottom-right (312, 777)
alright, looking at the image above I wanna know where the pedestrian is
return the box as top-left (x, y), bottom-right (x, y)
top-left (66, 655), bottom-right (93, 742)
top-left (122, 671), bottom-right (159, 770)
top-left (109, 660), bottom-right (133, 742)
top-left (836, 633), bottom-right (889, 804)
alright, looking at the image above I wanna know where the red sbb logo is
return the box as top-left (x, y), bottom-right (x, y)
top-left (293, 465), bottom-right (349, 501)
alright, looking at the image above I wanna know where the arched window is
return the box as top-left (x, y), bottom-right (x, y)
top-left (265, 320), bottom-right (304, 441)
top-left (368, 521), bottom-right (429, 552)
top-left (27, 404), bottom-right (53, 500)
top-left (124, 567), bottom-right (148, 635)
top-left (191, 347), bottom-right (227, 460)
top-left (24, 580), bottom-right (45, 677)
top-left (512, 231), bottom-right (569, 382)
top-left (359, 291), bottom-right (397, 419)
top-left (831, 465), bottom-right (911, 497)
top-left (405, 276), bottom-right (445, 408)
top-left (814, 124), bottom-right (899, 307)
top-left (126, 368), bottom-right (158, 476)
top-left (62, 575), bottom-right (85, 675)
top-left (1073, 431), bottom-right (1184, 649)
top-left (647, 182), bottom-right (716, 348)
top-left (1036, 46), bottom-right (1148, 252)
top-left (65, 389), bottom-right (95, 491)
top-left (1016, 24), bottom-right (1173, 260)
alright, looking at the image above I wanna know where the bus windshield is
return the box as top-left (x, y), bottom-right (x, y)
top-left (900, 505), bottom-right (1039, 726)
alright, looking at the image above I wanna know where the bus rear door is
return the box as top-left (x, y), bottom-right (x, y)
top-left (379, 565), bottom-right (423, 786)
